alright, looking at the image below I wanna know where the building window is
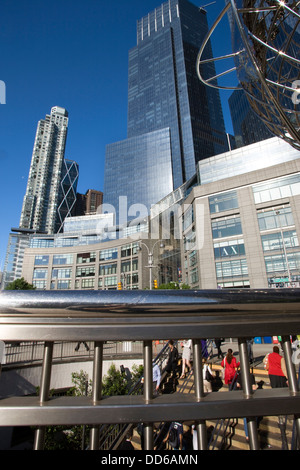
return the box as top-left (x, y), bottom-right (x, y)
top-left (121, 260), bottom-right (131, 272)
top-left (52, 268), bottom-right (72, 279)
top-left (53, 254), bottom-right (73, 265)
top-left (33, 280), bottom-right (47, 290)
top-left (253, 174), bottom-right (300, 204)
top-left (212, 216), bottom-right (243, 239)
top-left (77, 252), bottom-right (96, 264)
top-left (257, 206), bottom-right (294, 231)
top-left (81, 278), bottom-right (95, 289)
top-left (33, 268), bottom-right (48, 279)
top-left (218, 280), bottom-right (250, 288)
top-left (190, 267), bottom-right (199, 285)
top-left (34, 255), bottom-right (49, 265)
top-left (183, 205), bottom-right (194, 232)
top-left (76, 266), bottom-right (95, 277)
top-left (216, 259), bottom-right (248, 278)
top-left (264, 252), bottom-right (300, 273)
top-left (209, 190), bottom-right (239, 214)
top-left (261, 230), bottom-right (299, 252)
top-left (57, 280), bottom-right (71, 290)
top-left (184, 230), bottom-right (196, 251)
top-left (99, 248), bottom-right (118, 261)
top-left (104, 276), bottom-right (117, 287)
top-left (121, 243), bottom-right (139, 258)
top-left (30, 238), bottom-right (54, 248)
top-left (99, 263), bottom-right (117, 276)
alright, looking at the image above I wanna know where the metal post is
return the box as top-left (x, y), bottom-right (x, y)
top-left (193, 338), bottom-right (207, 450)
top-left (281, 335), bottom-right (300, 440)
top-left (143, 340), bottom-right (153, 450)
top-left (33, 341), bottom-right (54, 450)
top-left (81, 377), bottom-right (89, 450)
top-left (90, 341), bottom-right (103, 450)
top-left (238, 338), bottom-right (259, 450)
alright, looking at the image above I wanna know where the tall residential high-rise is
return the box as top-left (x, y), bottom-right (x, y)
top-left (19, 106), bottom-right (78, 234)
top-left (104, 0), bottom-right (227, 221)
top-left (1, 107), bottom-right (79, 289)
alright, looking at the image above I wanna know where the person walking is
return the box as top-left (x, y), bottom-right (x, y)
top-left (265, 345), bottom-right (288, 449)
top-left (214, 338), bottom-right (224, 359)
top-left (180, 339), bottom-right (192, 379)
top-left (165, 340), bottom-right (179, 377)
top-left (221, 349), bottom-right (240, 387)
top-left (163, 421), bottom-right (184, 450)
top-left (152, 363), bottom-right (161, 395)
top-left (202, 358), bottom-right (214, 393)
top-left (265, 345), bottom-right (287, 388)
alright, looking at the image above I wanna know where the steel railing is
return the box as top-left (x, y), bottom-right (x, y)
top-left (0, 288), bottom-right (300, 451)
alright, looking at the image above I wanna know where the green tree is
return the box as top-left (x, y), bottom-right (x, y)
top-left (68, 370), bottom-right (92, 397)
top-left (5, 277), bottom-right (35, 290)
top-left (157, 281), bottom-right (190, 289)
top-left (102, 363), bottom-right (129, 396)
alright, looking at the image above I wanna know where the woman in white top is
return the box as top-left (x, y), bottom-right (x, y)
top-left (180, 339), bottom-right (192, 379)
top-left (202, 358), bottom-right (214, 393)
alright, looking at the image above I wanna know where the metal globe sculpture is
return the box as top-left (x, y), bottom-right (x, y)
top-left (197, 0), bottom-right (300, 150)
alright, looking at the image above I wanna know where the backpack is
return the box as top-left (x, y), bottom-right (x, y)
top-left (168, 423), bottom-right (179, 448)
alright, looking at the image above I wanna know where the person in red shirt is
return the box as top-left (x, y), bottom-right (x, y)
top-left (221, 349), bottom-right (240, 386)
top-left (266, 346), bottom-right (287, 388)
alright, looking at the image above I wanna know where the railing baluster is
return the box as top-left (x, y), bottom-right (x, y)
top-left (143, 340), bottom-right (153, 450)
top-left (238, 338), bottom-right (259, 450)
top-left (281, 335), bottom-right (300, 442)
top-left (90, 341), bottom-right (103, 450)
top-left (193, 338), bottom-right (207, 450)
top-left (33, 341), bottom-right (54, 450)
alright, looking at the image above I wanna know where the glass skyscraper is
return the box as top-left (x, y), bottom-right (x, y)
top-left (229, 89), bottom-right (273, 148)
top-left (104, 0), bottom-right (227, 222)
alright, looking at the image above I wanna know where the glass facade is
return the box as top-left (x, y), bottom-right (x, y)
top-left (257, 207), bottom-right (294, 231)
top-left (229, 89), bottom-right (273, 148)
top-left (212, 216), bottom-right (243, 239)
top-left (253, 174), bottom-right (300, 204)
top-left (105, 129), bottom-right (173, 221)
top-left (209, 191), bottom-right (239, 214)
top-left (104, 0), bottom-right (227, 221)
top-left (261, 231), bottom-right (299, 252)
top-left (216, 259), bottom-right (248, 279)
top-left (198, 137), bottom-right (300, 185)
top-left (56, 159), bottom-right (79, 233)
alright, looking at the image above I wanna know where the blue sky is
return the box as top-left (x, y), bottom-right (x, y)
top-left (0, 0), bottom-right (236, 269)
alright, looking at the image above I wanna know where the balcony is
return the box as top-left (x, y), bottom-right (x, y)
top-left (0, 288), bottom-right (299, 450)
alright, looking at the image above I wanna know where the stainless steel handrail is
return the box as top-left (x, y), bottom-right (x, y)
top-left (0, 289), bottom-right (300, 451)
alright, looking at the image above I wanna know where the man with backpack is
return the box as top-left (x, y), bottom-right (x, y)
top-left (163, 421), bottom-right (183, 450)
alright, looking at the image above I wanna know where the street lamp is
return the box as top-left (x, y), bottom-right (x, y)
top-left (138, 240), bottom-right (165, 290)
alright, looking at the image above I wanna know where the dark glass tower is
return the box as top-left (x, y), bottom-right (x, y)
top-left (104, 0), bottom-right (227, 221)
top-left (229, 89), bottom-right (273, 148)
